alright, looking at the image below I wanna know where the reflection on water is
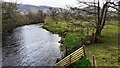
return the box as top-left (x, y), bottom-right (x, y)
top-left (2, 24), bottom-right (61, 66)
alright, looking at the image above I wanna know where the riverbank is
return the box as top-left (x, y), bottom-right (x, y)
top-left (42, 21), bottom-right (86, 54)
top-left (43, 20), bottom-right (118, 66)
top-left (3, 21), bottom-right (44, 32)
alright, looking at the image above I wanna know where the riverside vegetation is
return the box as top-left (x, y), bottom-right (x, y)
top-left (43, 18), bottom-right (118, 66)
top-left (2, 1), bottom-right (119, 67)
top-left (43, 1), bottom-right (119, 67)
top-left (2, 2), bottom-right (44, 32)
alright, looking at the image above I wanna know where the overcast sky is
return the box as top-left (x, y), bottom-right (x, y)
top-left (4, 0), bottom-right (78, 7)
top-left (3, 0), bottom-right (116, 7)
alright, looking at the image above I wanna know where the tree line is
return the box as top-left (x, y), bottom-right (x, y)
top-left (2, 2), bottom-right (44, 32)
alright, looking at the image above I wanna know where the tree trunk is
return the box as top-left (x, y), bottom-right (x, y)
top-left (95, 28), bottom-right (102, 36)
top-left (93, 2), bottom-right (108, 43)
top-left (93, 27), bottom-right (102, 43)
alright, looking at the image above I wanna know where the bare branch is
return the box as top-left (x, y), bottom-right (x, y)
top-left (77, 0), bottom-right (98, 8)
top-left (109, 2), bottom-right (120, 6)
top-left (78, 16), bottom-right (96, 28)
top-left (77, 0), bottom-right (98, 4)
top-left (108, 5), bottom-right (120, 12)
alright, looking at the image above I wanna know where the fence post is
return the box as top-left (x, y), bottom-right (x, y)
top-left (93, 55), bottom-right (95, 68)
top-left (83, 45), bottom-right (86, 56)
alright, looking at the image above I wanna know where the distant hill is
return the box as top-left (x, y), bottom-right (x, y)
top-left (17, 4), bottom-right (54, 13)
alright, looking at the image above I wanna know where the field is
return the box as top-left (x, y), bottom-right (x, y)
top-left (43, 20), bottom-right (119, 66)
top-left (85, 21), bottom-right (118, 66)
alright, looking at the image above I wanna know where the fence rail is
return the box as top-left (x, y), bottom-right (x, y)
top-left (54, 46), bottom-right (85, 66)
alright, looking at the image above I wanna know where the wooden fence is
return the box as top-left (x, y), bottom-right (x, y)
top-left (54, 46), bottom-right (85, 66)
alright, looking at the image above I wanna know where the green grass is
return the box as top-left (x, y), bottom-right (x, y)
top-left (70, 56), bottom-right (92, 68)
top-left (85, 24), bottom-right (118, 66)
top-left (43, 21), bottom-right (68, 33)
top-left (65, 32), bottom-right (85, 48)
top-left (44, 20), bottom-right (119, 66)
top-left (43, 21), bottom-right (86, 49)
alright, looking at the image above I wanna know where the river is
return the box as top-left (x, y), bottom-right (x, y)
top-left (2, 23), bottom-right (62, 66)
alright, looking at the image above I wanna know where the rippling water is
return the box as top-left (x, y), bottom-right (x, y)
top-left (2, 24), bottom-right (61, 66)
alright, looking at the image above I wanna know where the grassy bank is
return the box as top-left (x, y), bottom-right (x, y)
top-left (43, 20), bottom-right (118, 66)
top-left (43, 21), bottom-right (68, 34)
top-left (85, 24), bottom-right (118, 66)
top-left (2, 21), bottom-right (43, 32)
top-left (43, 21), bottom-right (86, 49)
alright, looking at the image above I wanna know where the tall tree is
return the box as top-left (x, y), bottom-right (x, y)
top-left (48, 7), bottom-right (59, 22)
top-left (36, 10), bottom-right (44, 23)
top-left (59, 8), bottom-right (71, 22)
top-left (2, 2), bottom-right (17, 24)
top-left (70, 0), bottom-right (119, 42)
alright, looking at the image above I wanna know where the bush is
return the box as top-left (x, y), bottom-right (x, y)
top-left (65, 32), bottom-right (85, 48)
top-left (70, 56), bottom-right (92, 68)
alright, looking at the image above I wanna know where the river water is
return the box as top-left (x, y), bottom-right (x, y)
top-left (2, 23), bottom-right (62, 66)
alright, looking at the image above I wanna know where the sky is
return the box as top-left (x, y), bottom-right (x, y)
top-left (3, 0), bottom-right (117, 8)
top-left (4, 0), bottom-right (78, 7)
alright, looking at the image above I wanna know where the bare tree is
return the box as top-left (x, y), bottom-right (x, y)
top-left (59, 8), bottom-right (71, 22)
top-left (47, 7), bottom-right (59, 22)
top-left (70, 0), bottom-right (119, 42)
top-left (36, 10), bottom-right (44, 23)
